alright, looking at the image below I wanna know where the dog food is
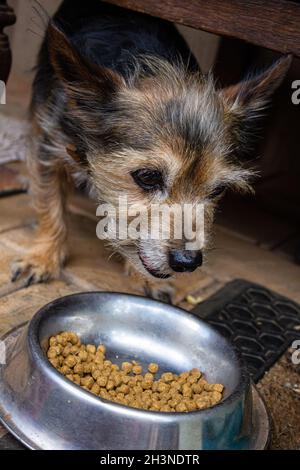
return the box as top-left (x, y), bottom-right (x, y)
top-left (47, 331), bottom-right (224, 412)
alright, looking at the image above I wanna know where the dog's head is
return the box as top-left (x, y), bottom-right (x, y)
top-left (48, 23), bottom-right (291, 279)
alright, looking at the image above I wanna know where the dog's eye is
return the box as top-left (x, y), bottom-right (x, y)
top-left (131, 169), bottom-right (164, 191)
top-left (209, 184), bottom-right (226, 199)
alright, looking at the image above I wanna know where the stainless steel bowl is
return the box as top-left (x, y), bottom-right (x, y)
top-left (0, 292), bottom-right (269, 450)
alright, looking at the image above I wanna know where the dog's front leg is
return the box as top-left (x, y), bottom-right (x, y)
top-left (11, 154), bottom-right (68, 286)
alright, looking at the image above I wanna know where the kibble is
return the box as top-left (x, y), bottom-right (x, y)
top-left (47, 331), bottom-right (224, 413)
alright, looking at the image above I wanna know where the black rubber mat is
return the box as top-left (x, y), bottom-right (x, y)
top-left (192, 279), bottom-right (300, 382)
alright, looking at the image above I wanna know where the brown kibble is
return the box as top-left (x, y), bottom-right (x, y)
top-left (133, 384), bottom-right (143, 395)
top-left (111, 372), bottom-right (122, 386)
top-left (92, 369), bottom-right (102, 380)
top-left (65, 355), bottom-right (77, 368)
top-left (141, 380), bottom-right (153, 390)
top-left (61, 332), bottom-right (79, 345)
top-left (176, 402), bottom-right (187, 412)
top-left (60, 365), bottom-right (72, 375)
top-left (122, 375), bottom-right (130, 384)
top-left (74, 363), bottom-right (84, 375)
top-left (49, 357), bottom-right (60, 368)
top-left (157, 382), bottom-right (170, 393)
top-left (144, 372), bottom-right (154, 381)
top-left (100, 389), bottom-right (109, 399)
top-left (170, 381), bottom-right (181, 392)
top-left (132, 364), bottom-right (142, 375)
top-left (161, 372), bottom-right (173, 383)
top-left (168, 396), bottom-right (181, 408)
top-left (56, 335), bottom-right (67, 347)
top-left (94, 355), bottom-right (104, 365)
top-left (83, 363), bottom-right (92, 374)
top-left (62, 345), bottom-right (72, 358)
top-left (204, 382), bottom-right (214, 392)
top-left (47, 332), bottom-right (224, 413)
top-left (190, 368), bottom-right (201, 378)
top-left (97, 376), bottom-right (108, 387)
top-left (182, 384), bottom-right (192, 398)
top-left (179, 372), bottom-right (189, 381)
top-left (150, 402), bottom-right (161, 411)
top-left (72, 374), bottom-right (81, 385)
top-left (185, 399), bottom-right (197, 411)
top-left (78, 350), bottom-right (88, 362)
top-left (81, 376), bottom-right (94, 389)
top-left (187, 375), bottom-right (198, 385)
top-left (106, 380), bottom-right (115, 391)
top-left (97, 344), bottom-right (106, 354)
top-left (191, 383), bottom-right (202, 394)
top-left (86, 344), bottom-right (96, 354)
top-left (160, 404), bottom-right (172, 412)
top-left (102, 367), bottom-right (111, 377)
top-left (148, 363), bottom-right (159, 374)
top-left (47, 347), bottom-right (59, 359)
top-left (196, 396), bottom-right (211, 409)
top-left (70, 333), bottom-right (79, 345)
top-left (213, 384), bottom-right (224, 393)
top-left (117, 384), bottom-right (130, 394)
top-left (121, 362), bottom-right (133, 373)
top-left (49, 337), bottom-right (57, 346)
top-left (91, 383), bottom-right (100, 395)
top-left (211, 391), bottom-right (222, 403)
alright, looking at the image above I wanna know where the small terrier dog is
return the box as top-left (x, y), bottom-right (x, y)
top-left (11, 1), bottom-right (291, 296)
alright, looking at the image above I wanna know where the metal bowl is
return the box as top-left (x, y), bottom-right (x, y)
top-left (0, 292), bottom-right (269, 450)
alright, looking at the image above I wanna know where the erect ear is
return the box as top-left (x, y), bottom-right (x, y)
top-left (220, 55), bottom-right (292, 158)
top-left (221, 55), bottom-right (292, 114)
top-left (47, 21), bottom-right (124, 99)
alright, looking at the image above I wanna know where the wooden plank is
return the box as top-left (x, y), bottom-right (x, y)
top-left (0, 424), bottom-right (7, 439)
top-left (0, 281), bottom-right (78, 337)
top-left (103, 0), bottom-right (300, 57)
top-left (204, 226), bottom-right (300, 303)
top-left (0, 193), bottom-right (34, 234)
top-left (215, 194), bottom-right (297, 250)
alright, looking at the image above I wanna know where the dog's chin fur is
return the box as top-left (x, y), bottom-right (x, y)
top-left (11, 2), bottom-right (291, 291)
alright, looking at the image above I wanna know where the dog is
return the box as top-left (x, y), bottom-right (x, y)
top-left (11, 0), bottom-right (291, 299)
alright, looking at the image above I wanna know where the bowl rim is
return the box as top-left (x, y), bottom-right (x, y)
top-left (28, 290), bottom-right (250, 419)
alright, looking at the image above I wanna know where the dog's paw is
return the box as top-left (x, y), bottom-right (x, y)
top-left (144, 282), bottom-right (176, 305)
top-left (11, 249), bottom-right (65, 287)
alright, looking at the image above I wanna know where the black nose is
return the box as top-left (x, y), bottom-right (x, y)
top-left (169, 249), bottom-right (203, 273)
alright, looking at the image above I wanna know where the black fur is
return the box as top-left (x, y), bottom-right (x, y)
top-left (31, 0), bottom-right (197, 113)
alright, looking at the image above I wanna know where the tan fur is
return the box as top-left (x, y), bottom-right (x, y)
top-left (11, 126), bottom-right (68, 284)
top-left (11, 22), bottom-right (291, 296)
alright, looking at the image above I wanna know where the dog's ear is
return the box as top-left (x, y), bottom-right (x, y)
top-left (221, 55), bottom-right (292, 112)
top-left (220, 55), bottom-right (292, 157)
top-left (47, 21), bottom-right (124, 99)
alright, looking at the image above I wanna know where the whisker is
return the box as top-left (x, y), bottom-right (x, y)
top-left (31, 0), bottom-right (49, 26)
top-left (27, 28), bottom-right (44, 39)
